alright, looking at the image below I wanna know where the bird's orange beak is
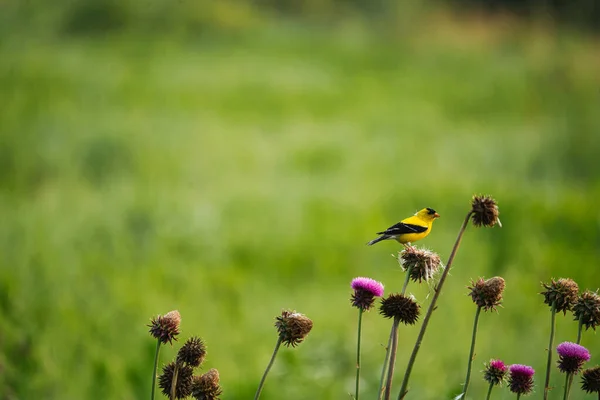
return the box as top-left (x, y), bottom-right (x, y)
top-left (434, 212), bottom-right (440, 218)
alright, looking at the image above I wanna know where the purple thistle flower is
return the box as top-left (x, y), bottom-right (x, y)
top-left (509, 364), bottom-right (535, 395)
top-left (556, 342), bottom-right (591, 374)
top-left (484, 359), bottom-right (507, 386)
top-left (351, 277), bottom-right (384, 311)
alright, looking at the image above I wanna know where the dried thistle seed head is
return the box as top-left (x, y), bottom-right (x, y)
top-left (581, 366), bottom-right (600, 393)
top-left (350, 277), bottom-right (384, 311)
top-left (398, 246), bottom-right (442, 283)
top-left (148, 310), bottom-right (181, 344)
top-left (508, 364), bottom-right (535, 395)
top-left (191, 369), bottom-right (222, 400)
top-left (158, 362), bottom-right (194, 399)
top-left (468, 276), bottom-right (505, 312)
top-left (177, 336), bottom-right (207, 368)
top-left (484, 359), bottom-right (507, 386)
top-left (275, 310), bottom-right (313, 347)
top-left (379, 293), bottom-right (420, 325)
top-left (470, 195), bottom-right (501, 227)
top-left (541, 278), bottom-right (579, 314)
top-left (556, 342), bottom-right (591, 374)
top-left (573, 290), bottom-right (600, 331)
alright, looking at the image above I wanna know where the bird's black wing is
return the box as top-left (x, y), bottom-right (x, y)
top-left (377, 222), bottom-right (427, 235)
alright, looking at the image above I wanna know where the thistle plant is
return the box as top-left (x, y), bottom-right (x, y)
top-left (581, 366), bottom-right (600, 398)
top-left (483, 359), bottom-right (507, 399)
top-left (191, 369), bottom-right (223, 400)
top-left (541, 278), bottom-right (579, 399)
top-left (556, 342), bottom-right (590, 399)
top-left (350, 277), bottom-right (384, 400)
top-left (460, 277), bottom-right (505, 398)
top-left (509, 364), bottom-right (535, 399)
top-left (148, 310), bottom-right (181, 400)
top-left (159, 362), bottom-right (194, 399)
top-left (398, 195), bottom-right (500, 400)
top-left (379, 293), bottom-right (420, 400)
top-left (572, 290), bottom-right (600, 343)
top-left (254, 310), bottom-right (313, 400)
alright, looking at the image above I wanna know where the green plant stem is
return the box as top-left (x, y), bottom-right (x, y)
top-left (170, 362), bottom-right (179, 400)
top-left (400, 264), bottom-right (412, 295)
top-left (151, 339), bottom-right (161, 400)
top-left (544, 301), bottom-right (557, 400)
top-left (576, 317), bottom-right (583, 344)
top-left (397, 211), bottom-right (474, 400)
top-left (485, 383), bottom-right (493, 400)
top-left (516, 394), bottom-right (521, 400)
top-left (384, 317), bottom-right (401, 400)
top-left (563, 373), bottom-right (571, 400)
top-left (355, 308), bottom-right (364, 400)
top-left (461, 306), bottom-right (482, 398)
top-left (254, 336), bottom-right (282, 400)
top-left (377, 327), bottom-right (394, 400)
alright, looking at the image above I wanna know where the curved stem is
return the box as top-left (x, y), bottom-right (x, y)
top-left (563, 372), bottom-right (571, 400)
top-left (544, 301), bottom-right (557, 400)
top-left (384, 317), bottom-right (400, 400)
top-left (485, 383), bottom-right (493, 400)
top-left (254, 336), bottom-right (283, 400)
top-left (150, 339), bottom-right (161, 400)
top-left (462, 306), bottom-right (482, 398)
top-left (355, 308), bottom-right (364, 400)
top-left (377, 326), bottom-right (395, 400)
top-left (397, 211), bottom-right (474, 400)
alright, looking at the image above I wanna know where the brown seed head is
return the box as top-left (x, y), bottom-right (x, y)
top-left (468, 277), bottom-right (505, 312)
top-left (573, 290), bottom-right (600, 331)
top-left (379, 293), bottom-right (420, 325)
top-left (470, 195), bottom-right (501, 227)
top-left (275, 310), bottom-right (313, 347)
top-left (191, 368), bottom-right (222, 400)
top-left (177, 336), bottom-right (207, 368)
top-left (148, 310), bottom-right (181, 344)
top-left (581, 366), bottom-right (600, 393)
top-left (399, 246), bottom-right (442, 283)
top-left (158, 362), bottom-right (194, 399)
top-left (541, 278), bottom-right (579, 314)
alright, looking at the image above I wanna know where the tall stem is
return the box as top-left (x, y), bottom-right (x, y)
top-left (150, 339), bottom-right (161, 400)
top-left (563, 373), bottom-right (571, 400)
top-left (254, 336), bottom-right (283, 400)
top-left (576, 317), bottom-right (583, 344)
top-left (355, 308), bottom-right (364, 400)
top-left (461, 306), bottom-right (482, 398)
top-left (485, 383), bottom-right (493, 400)
top-left (384, 317), bottom-right (400, 400)
top-left (170, 362), bottom-right (179, 400)
top-left (400, 264), bottom-right (412, 295)
top-left (516, 394), bottom-right (521, 400)
top-left (544, 301), bottom-right (557, 400)
top-left (397, 211), bottom-right (474, 399)
top-left (378, 328), bottom-right (394, 400)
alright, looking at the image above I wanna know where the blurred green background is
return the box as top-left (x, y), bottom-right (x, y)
top-left (1, 0), bottom-right (599, 399)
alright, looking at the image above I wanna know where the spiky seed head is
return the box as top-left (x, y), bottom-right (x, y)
top-left (177, 336), bottom-right (207, 368)
top-left (484, 359), bottom-right (507, 386)
top-left (398, 246), bottom-right (442, 283)
top-left (148, 310), bottom-right (181, 344)
top-left (351, 277), bottom-right (384, 311)
top-left (581, 366), bottom-right (600, 393)
top-left (468, 276), bottom-right (505, 312)
top-left (470, 195), bottom-right (501, 227)
top-left (191, 369), bottom-right (222, 400)
top-left (541, 278), bottom-right (579, 314)
top-left (556, 342), bottom-right (591, 374)
top-left (275, 310), bottom-right (313, 347)
top-left (508, 364), bottom-right (535, 395)
top-left (379, 293), bottom-right (420, 325)
top-left (158, 362), bottom-right (194, 399)
top-left (573, 290), bottom-right (600, 331)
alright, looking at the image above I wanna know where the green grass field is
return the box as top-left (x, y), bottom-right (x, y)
top-left (1, 6), bottom-right (599, 399)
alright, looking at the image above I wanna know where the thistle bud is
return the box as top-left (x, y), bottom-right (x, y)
top-left (573, 290), bottom-right (600, 331)
top-left (177, 336), bottom-right (207, 368)
top-left (398, 246), bottom-right (442, 283)
top-left (541, 278), bottom-right (579, 314)
top-left (379, 293), bottom-right (420, 325)
top-left (158, 362), bottom-right (194, 399)
top-left (468, 277), bottom-right (505, 312)
top-left (275, 310), bottom-right (313, 347)
top-left (470, 195), bottom-right (501, 228)
top-left (581, 366), bottom-right (600, 394)
top-left (191, 368), bottom-right (222, 400)
top-left (148, 310), bottom-right (181, 345)
top-left (483, 359), bottom-right (507, 386)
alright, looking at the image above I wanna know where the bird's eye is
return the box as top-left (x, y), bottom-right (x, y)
top-left (427, 208), bottom-right (436, 215)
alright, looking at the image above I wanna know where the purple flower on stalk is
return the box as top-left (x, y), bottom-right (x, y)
top-left (556, 342), bottom-right (591, 374)
top-left (351, 277), bottom-right (384, 311)
top-left (509, 364), bottom-right (535, 395)
top-left (484, 359), bottom-right (507, 386)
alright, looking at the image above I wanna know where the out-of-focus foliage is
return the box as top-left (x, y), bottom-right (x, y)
top-left (1, 1), bottom-right (599, 399)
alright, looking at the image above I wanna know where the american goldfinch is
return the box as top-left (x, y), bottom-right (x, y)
top-left (367, 208), bottom-right (440, 246)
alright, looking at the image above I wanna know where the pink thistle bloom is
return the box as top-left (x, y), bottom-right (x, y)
top-left (509, 364), bottom-right (535, 395)
top-left (556, 342), bottom-right (591, 374)
top-left (351, 277), bottom-right (384, 297)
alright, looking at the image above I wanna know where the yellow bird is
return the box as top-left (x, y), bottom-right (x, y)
top-left (367, 208), bottom-right (440, 246)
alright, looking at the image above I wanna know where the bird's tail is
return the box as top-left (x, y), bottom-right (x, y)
top-left (367, 235), bottom-right (389, 246)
